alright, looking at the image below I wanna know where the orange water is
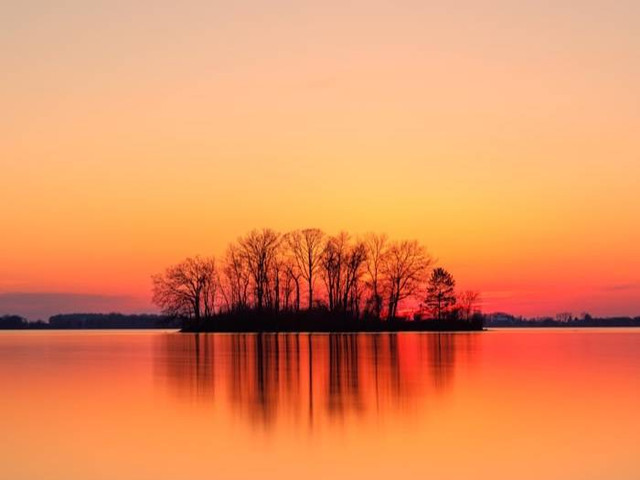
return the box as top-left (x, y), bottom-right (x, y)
top-left (0, 329), bottom-right (638, 480)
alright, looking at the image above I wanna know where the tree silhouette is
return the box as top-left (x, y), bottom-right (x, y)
top-left (382, 240), bottom-right (431, 319)
top-left (238, 229), bottom-right (281, 311)
top-left (152, 256), bottom-right (217, 323)
top-left (457, 290), bottom-right (480, 321)
top-left (220, 244), bottom-right (250, 312)
top-left (364, 233), bottom-right (388, 318)
top-left (283, 257), bottom-right (302, 311)
top-left (321, 232), bottom-right (367, 314)
top-left (425, 268), bottom-right (456, 320)
top-left (285, 229), bottom-right (325, 310)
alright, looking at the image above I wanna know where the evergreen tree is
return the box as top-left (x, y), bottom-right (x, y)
top-left (425, 268), bottom-right (456, 320)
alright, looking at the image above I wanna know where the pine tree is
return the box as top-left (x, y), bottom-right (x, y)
top-left (425, 268), bottom-right (456, 320)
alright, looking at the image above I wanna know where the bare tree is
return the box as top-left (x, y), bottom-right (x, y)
top-left (321, 233), bottom-right (367, 315)
top-left (342, 240), bottom-right (367, 315)
top-left (285, 228), bottom-right (325, 309)
top-left (284, 257), bottom-right (302, 311)
top-left (238, 228), bottom-right (281, 311)
top-left (364, 233), bottom-right (388, 318)
top-left (321, 232), bottom-right (348, 312)
top-left (425, 268), bottom-right (456, 320)
top-left (220, 244), bottom-right (250, 312)
top-left (458, 290), bottom-right (481, 321)
top-left (382, 240), bottom-right (431, 319)
top-left (269, 240), bottom-right (291, 313)
top-left (202, 258), bottom-right (219, 318)
top-left (152, 256), bottom-right (217, 323)
top-left (281, 261), bottom-right (294, 311)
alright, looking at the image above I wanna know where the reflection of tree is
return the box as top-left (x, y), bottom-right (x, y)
top-left (328, 334), bottom-right (362, 415)
top-left (427, 334), bottom-right (456, 389)
top-left (160, 333), bottom-right (216, 400)
top-left (157, 333), bottom-right (478, 430)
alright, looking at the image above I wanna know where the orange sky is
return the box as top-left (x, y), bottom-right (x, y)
top-left (1, 1), bottom-right (639, 319)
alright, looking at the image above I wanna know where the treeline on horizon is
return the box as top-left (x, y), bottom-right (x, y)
top-left (151, 228), bottom-right (482, 330)
top-left (484, 312), bottom-right (640, 328)
top-left (0, 313), bottom-right (177, 329)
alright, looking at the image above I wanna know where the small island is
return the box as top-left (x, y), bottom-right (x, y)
top-left (152, 228), bottom-right (484, 332)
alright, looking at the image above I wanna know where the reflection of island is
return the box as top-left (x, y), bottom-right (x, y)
top-left (156, 333), bottom-right (478, 428)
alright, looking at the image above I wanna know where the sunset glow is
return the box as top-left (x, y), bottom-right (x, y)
top-left (2, 1), bottom-right (639, 319)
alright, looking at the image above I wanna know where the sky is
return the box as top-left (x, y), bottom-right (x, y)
top-left (1, 0), bottom-right (639, 320)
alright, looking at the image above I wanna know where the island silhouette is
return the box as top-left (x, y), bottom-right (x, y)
top-left (151, 228), bottom-right (483, 332)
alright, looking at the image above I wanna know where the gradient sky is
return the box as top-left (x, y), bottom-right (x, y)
top-left (2, 0), bottom-right (639, 319)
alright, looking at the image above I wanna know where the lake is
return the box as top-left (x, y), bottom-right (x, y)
top-left (0, 329), bottom-right (638, 480)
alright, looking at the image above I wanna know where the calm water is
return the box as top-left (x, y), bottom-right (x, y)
top-left (0, 329), bottom-right (638, 480)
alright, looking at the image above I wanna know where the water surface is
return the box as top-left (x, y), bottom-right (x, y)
top-left (0, 329), bottom-right (638, 479)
